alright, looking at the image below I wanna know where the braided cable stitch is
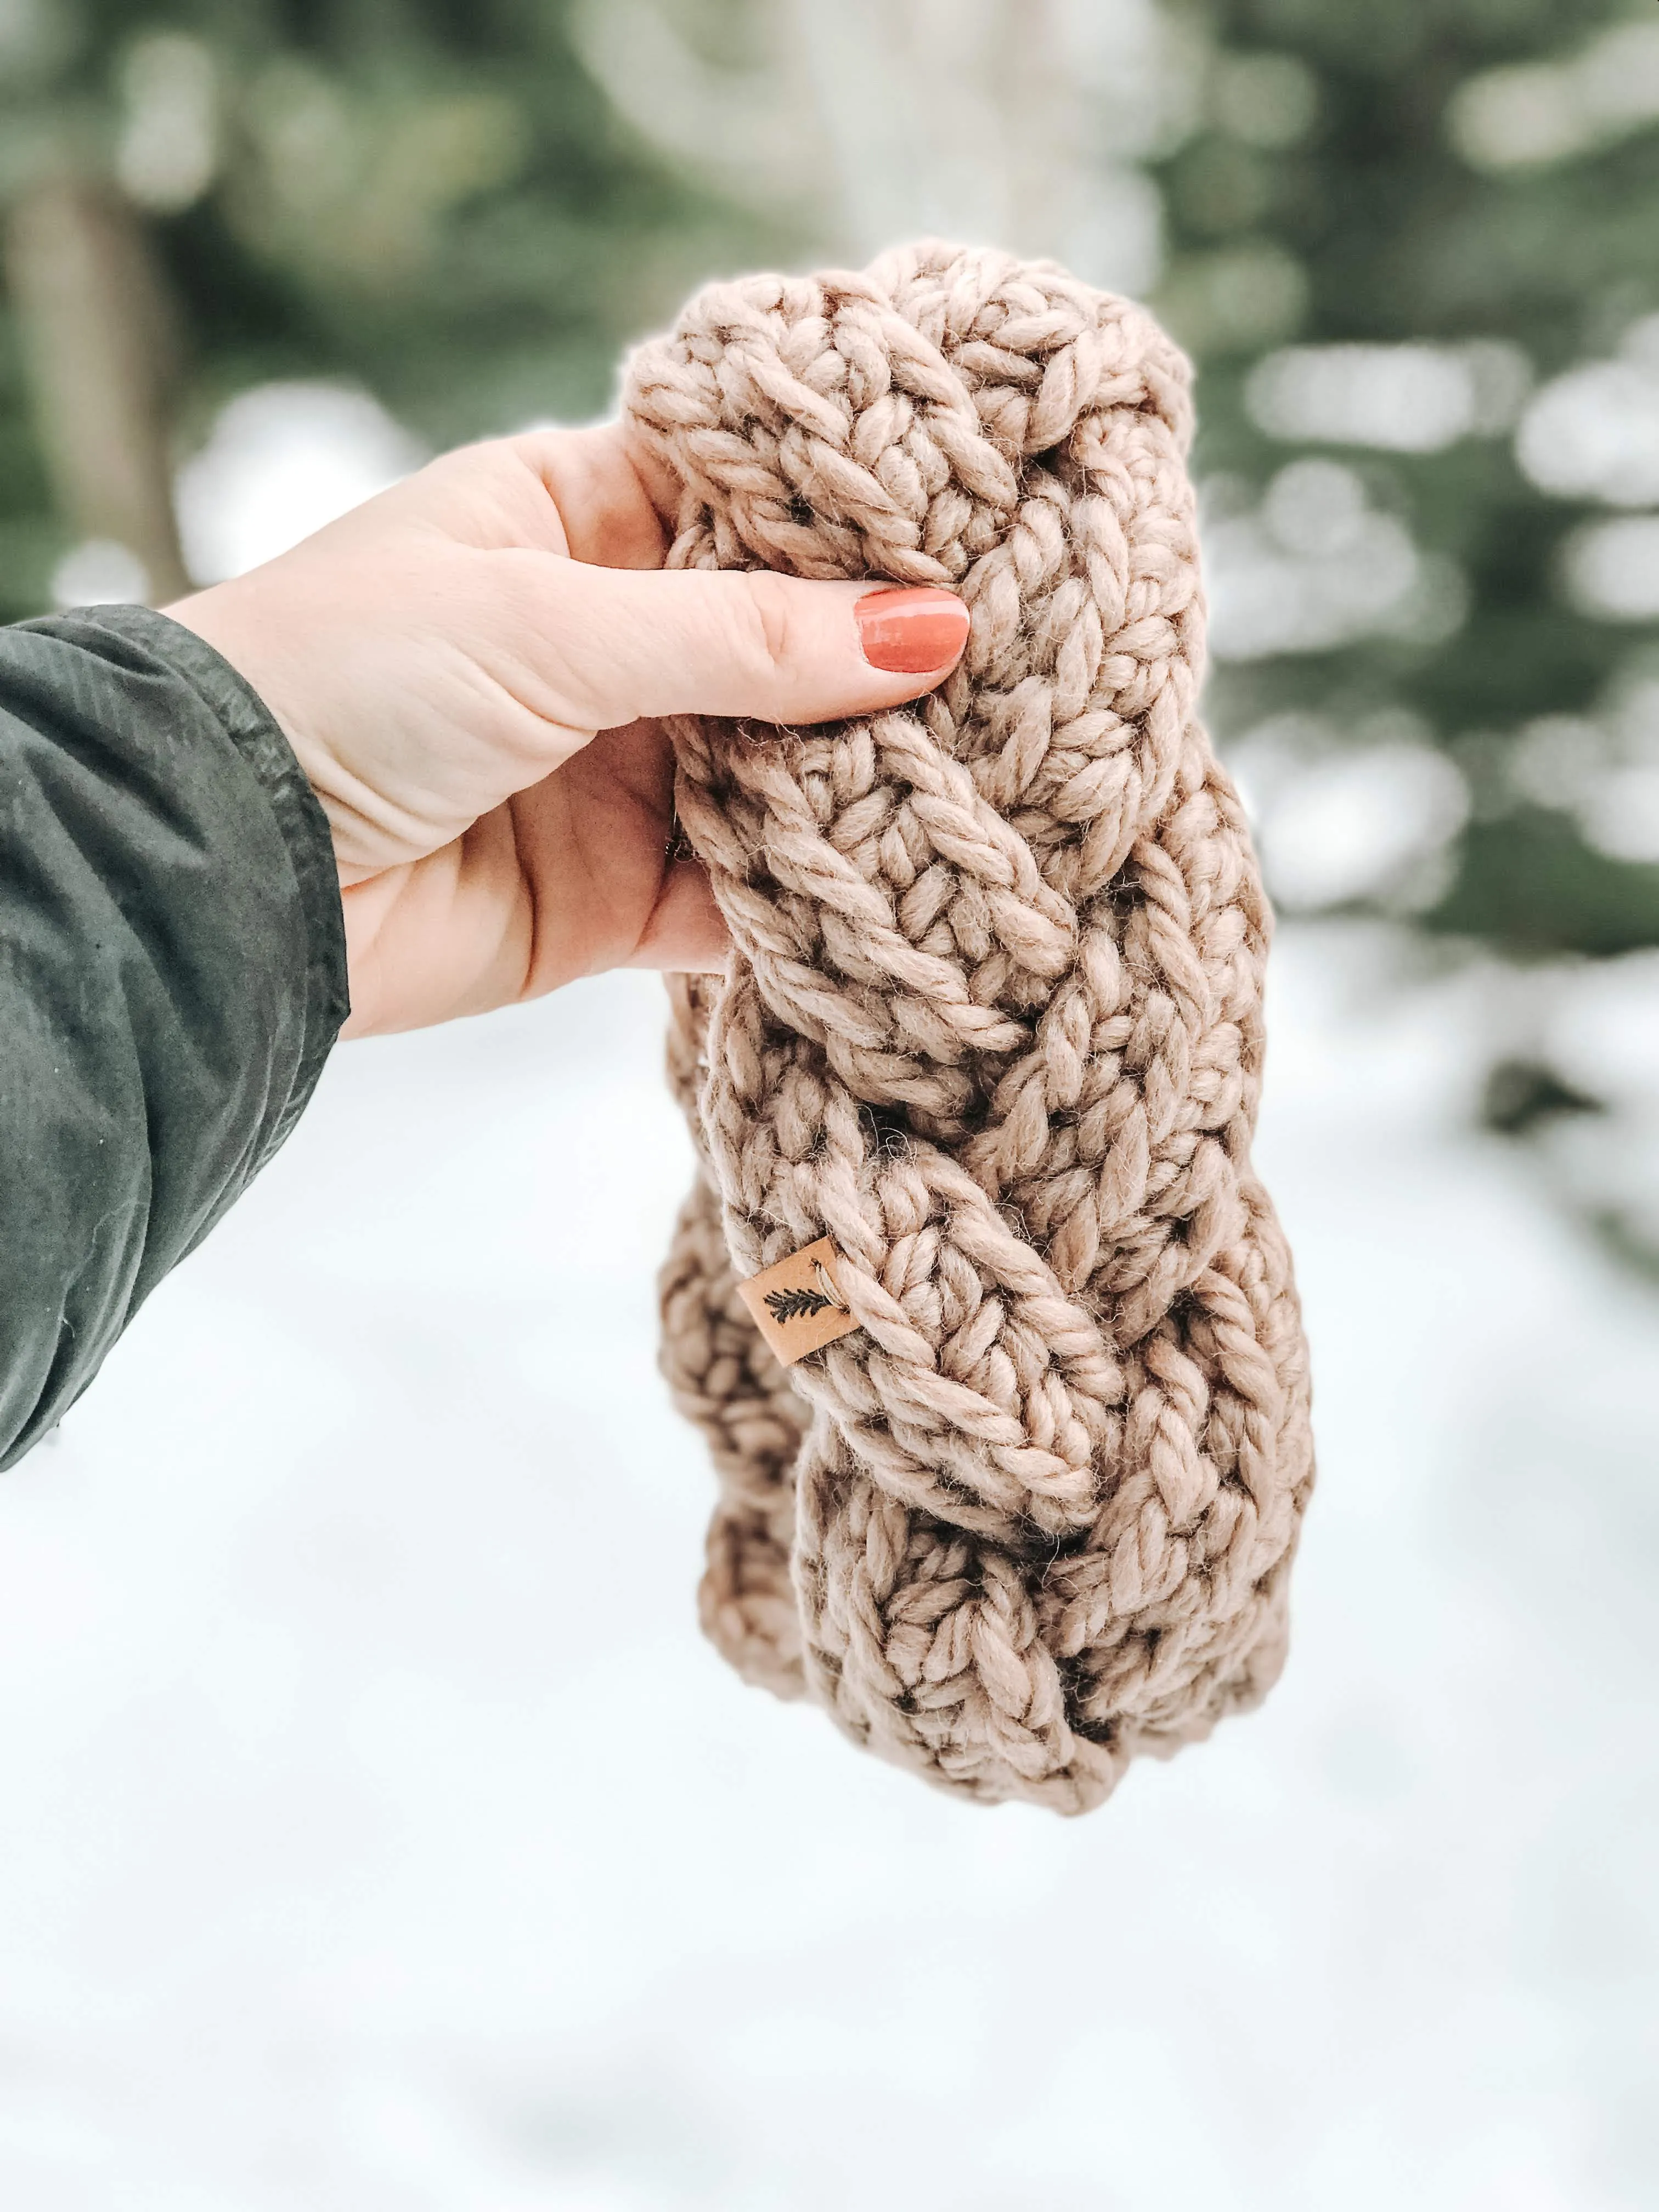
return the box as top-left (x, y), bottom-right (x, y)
top-left (629, 242), bottom-right (1314, 1813)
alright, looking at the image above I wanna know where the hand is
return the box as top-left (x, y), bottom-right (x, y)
top-left (167, 426), bottom-right (970, 1037)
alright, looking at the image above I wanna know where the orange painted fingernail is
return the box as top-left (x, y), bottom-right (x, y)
top-left (854, 586), bottom-right (970, 674)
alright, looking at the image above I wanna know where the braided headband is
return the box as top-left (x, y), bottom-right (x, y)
top-left (627, 242), bottom-right (1313, 1814)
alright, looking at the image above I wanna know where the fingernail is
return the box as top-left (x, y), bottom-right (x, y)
top-left (855, 586), bottom-right (970, 674)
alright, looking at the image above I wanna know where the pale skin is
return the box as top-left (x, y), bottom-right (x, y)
top-left (167, 424), bottom-right (969, 1038)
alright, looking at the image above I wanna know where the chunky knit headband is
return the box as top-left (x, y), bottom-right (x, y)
top-left (626, 241), bottom-right (1314, 1814)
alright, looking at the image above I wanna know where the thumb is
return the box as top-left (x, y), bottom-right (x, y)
top-left (529, 560), bottom-right (971, 732)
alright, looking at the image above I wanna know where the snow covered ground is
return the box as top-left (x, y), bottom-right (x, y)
top-left (1, 923), bottom-right (1655, 2211)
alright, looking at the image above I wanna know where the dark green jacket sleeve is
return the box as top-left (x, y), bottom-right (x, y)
top-left (0, 603), bottom-right (348, 1468)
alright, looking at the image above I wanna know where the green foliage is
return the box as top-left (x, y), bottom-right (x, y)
top-left (1427, 807), bottom-right (1659, 957)
top-left (1481, 1053), bottom-right (1605, 1137)
top-left (5, 0), bottom-right (1657, 1004)
top-left (1150, 0), bottom-right (1659, 962)
top-left (0, 0), bottom-right (791, 614)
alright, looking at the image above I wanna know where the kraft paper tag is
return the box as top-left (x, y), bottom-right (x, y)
top-left (736, 1237), bottom-right (861, 1366)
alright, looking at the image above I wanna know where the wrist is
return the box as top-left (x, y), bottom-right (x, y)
top-left (166, 579), bottom-right (371, 883)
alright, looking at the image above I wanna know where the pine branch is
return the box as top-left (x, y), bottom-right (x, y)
top-left (764, 1285), bottom-right (833, 1324)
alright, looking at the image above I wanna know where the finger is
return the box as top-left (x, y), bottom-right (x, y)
top-left (614, 420), bottom-right (683, 532)
top-left (353, 425), bottom-right (669, 571)
top-left (628, 857), bottom-right (730, 973)
top-left (527, 561), bottom-right (971, 733)
top-left (507, 425), bottom-right (669, 571)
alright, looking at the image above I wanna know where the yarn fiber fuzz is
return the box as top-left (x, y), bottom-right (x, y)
top-left (627, 241), bottom-right (1313, 1815)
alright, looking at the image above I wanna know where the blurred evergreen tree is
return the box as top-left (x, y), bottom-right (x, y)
top-left (1142, 0), bottom-right (1659, 1263)
top-left (0, 0), bottom-right (787, 613)
top-left (7, 0), bottom-right (1659, 1256)
top-left (1149, 0), bottom-right (1659, 960)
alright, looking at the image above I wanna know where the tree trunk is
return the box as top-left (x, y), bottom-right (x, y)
top-left (4, 176), bottom-right (189, 604)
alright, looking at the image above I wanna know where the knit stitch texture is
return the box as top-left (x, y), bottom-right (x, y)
top-left (626, 242), bottom-right (1314, 1814)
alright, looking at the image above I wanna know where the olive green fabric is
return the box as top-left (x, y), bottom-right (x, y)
top-left (0, 605), bottom-right (348, 1466)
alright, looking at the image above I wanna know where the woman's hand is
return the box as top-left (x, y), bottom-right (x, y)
top-left (167, 425), bottom-right (969, 1037)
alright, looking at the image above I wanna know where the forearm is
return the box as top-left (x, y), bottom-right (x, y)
top-left (0, 607), bottom-right (348, 1466)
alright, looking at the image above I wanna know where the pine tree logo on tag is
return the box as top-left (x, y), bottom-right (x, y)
top-left (763, 1261), bottom-right (848, 1326)
top-left (737, 1239), bottom-right (861, 1365)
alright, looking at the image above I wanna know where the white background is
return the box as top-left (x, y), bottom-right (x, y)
top-left (1, 928), bottom-right (1654, 2210)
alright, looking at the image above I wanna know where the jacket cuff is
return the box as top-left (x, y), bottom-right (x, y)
top-left (68, 602), bottom-right (351, 1159)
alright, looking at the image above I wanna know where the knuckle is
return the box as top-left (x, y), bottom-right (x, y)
top-left (734, 572), bottom-right (796, 682)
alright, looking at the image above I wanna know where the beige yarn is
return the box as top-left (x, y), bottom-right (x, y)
top-left (627, 242), bottom-right (1313, 1814)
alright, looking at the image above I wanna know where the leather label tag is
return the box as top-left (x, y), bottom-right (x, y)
top-left (736, 1237), bottom-right (861, 1366)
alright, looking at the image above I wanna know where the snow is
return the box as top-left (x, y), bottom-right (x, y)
top-left (1, 933), bottom-right (1655, 2209)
